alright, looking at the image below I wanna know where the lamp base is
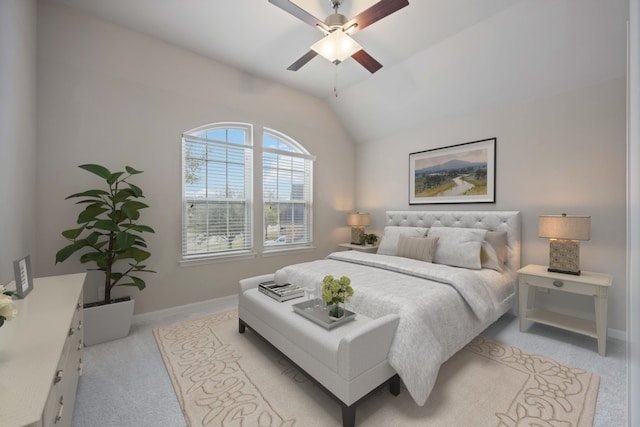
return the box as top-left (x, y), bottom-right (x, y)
top-left (351, 226), bottom-right (365, 245)
top-left (547, 267), bottom-right (581, 276)
top-left (548, 239), bottom-right (581, 275)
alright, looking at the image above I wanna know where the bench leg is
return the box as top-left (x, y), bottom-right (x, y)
top-left (341, 404), bottom-right (356, 427)
top-left (239, 319), bottom-right (246, 334)
top-left (389, 374), bottom-right (400, 396)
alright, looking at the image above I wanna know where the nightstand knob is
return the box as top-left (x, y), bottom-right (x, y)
top-left (553, 280), bottom-right (564, 288)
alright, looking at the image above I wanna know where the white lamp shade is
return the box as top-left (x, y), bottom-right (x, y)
top-left (347, 213), bottom-right (370, 227)
top-left (311, 30), bottom-right (362, 63)
top-left (539, 215), bottom-right (591, 241)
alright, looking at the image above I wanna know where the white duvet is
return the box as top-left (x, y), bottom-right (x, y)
top-left (274, 250), bottom-right (515, 406)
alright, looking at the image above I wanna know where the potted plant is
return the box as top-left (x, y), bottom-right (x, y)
top-left (55, 164), bottom-right (155, 345)
top-left (321, 275), bottom-right (353, 319)
top-left (363, 233), bottom-right (378, 246)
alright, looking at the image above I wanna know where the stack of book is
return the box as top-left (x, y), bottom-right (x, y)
top-left (258, 280), bottom-right (304, 302)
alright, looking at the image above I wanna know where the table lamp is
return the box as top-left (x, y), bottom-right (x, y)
top-left (347, 212), bottom-right (370, 245)
top-left (538, 213), bottom-right (591, 275)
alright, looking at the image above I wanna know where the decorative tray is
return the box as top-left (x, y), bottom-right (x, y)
top-left (292, 299), bottom-right (356, 330)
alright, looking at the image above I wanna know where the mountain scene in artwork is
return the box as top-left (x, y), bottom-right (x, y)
top-left (414, 156), bottom-right (488, 198)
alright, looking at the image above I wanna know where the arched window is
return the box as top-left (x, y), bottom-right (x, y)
top-left (263, 128), bottom-right (314, 249)
top-left (181, 123), bottom-right (253, 260)
top-left (181, 123), bottom-right (314, 261)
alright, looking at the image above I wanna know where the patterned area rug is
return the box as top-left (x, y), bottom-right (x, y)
top-left (153, 310), bottom-right (599, 427)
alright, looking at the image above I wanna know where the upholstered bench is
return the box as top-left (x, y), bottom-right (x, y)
top-left (238, 273), bottom-right (401, 427)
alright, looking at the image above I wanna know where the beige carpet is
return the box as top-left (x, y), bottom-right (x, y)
top-left (153, 310), bottom-right (600, 427)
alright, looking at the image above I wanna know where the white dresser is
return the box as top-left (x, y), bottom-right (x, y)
top-left (0, 273), bottom-right (85, 427)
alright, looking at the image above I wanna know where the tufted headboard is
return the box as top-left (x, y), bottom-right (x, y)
top-left (385, 211), bottom-right (521, 274)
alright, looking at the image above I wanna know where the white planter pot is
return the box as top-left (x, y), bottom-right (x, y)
top-left (83, 298), bottom-right (134, 346)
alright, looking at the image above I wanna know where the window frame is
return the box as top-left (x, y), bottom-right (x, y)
top-left (180, 123), bottom-right (316, 264)
top-left (262, 128), bottom-right (315, 252)
top-left (181, 122), bottom-right (253, 262)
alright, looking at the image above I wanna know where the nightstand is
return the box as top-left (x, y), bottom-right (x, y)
top-left (338, 243), bottom-right (379, 253)
top-left (517, 264), bottom-right (612, 356)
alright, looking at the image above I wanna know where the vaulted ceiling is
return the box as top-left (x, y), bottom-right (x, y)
top-left (47, 0), bottom-right (628, 143)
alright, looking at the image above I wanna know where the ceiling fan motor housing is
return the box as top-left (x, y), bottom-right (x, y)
top-left (324, 12), bottom-right (348, 30)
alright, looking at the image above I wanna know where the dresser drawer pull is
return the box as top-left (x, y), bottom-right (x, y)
top-left (55, 397), bottom-right (64, 423)
top-left (54, 370), bottom-right (63, 384)
top-left (68, 327), bottom-right (76, 337)
top-left (77, 302), bottom-right (82, 311)
top-left (78, 340), bottom-right (83, 351)
top-left (553, 280), bottom-right (564, 288)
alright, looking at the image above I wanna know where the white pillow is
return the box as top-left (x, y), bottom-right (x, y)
top-left (377, 226), bottom-right (429, 255)
top-left (427, 227), bottom-right (487, 269)
top-left (395, 235), bottom-right (439, 262)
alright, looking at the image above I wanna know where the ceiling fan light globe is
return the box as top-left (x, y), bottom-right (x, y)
top-left (311, 30), bottom-right (361, 63)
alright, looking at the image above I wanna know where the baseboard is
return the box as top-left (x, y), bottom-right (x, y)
top-left (133, 294), bottom-right (238, 323)
top-left (608, 327), bottom-right (627, 342)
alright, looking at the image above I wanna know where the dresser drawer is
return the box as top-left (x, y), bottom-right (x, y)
top-left (43, 291), bottom-right (84, 427)
top-left (42, 356), bottom-right (65, 427)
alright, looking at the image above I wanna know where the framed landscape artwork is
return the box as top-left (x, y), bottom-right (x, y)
top-left (409, 138), bottom-right (496, 205)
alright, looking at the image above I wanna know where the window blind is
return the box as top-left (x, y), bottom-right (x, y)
top-left (182, 125), bottom-right (253, 259)
top-left (263, 130), bottom-right (314, 248)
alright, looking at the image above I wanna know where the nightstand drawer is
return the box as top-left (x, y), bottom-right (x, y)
top-left (519, 274), bottom-right (598, 296)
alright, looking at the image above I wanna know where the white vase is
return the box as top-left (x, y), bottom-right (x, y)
top-left (83, 297), bottom-right (134, 346)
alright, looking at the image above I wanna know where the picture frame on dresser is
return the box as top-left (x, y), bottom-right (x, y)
top-left (13, 255), bottom-right (34, 298)
top-left (409, 138), bottom-right (496, 204)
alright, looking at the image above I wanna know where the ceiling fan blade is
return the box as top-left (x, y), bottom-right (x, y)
top-left (352, 49), bottom-right (383, 74)
top-left (343, 0), bottom-right (409, 33)
top-left (268, 0), bottom-right (330, 32)
top-left (287, 50), bottom-right (318, 71)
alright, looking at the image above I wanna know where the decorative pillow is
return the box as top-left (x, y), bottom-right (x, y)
top-left (427, 227), bottom-right (487, 269)
top-left (395, 235), bottom-right (439, 262)
top-left (485, 231), bottom-right (508, 267)
top-left (480, 240), bottom-right (502, 271)
top-left (377, 226), bottom-right (429, 255)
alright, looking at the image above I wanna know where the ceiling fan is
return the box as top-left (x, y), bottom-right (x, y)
top-left (269, 0), bottom-right (409, 74)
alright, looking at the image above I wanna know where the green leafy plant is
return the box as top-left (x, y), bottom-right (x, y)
top-left (362, 233), bottom-right (378, 245)
top-left (55, 164), bottom-right (155, 305)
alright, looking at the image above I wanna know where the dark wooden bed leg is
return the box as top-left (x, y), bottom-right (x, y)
top-left (239, 319), bottom-right (246, 334)
top-left (341, 404), bottom-right (356, 427)
top-left (389, 374), bottom-right (400, 396)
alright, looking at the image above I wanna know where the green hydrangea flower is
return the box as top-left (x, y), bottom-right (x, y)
top-left (321, 275), bottom-right (353, 305)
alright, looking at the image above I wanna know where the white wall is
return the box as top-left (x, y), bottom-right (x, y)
top-left (34, 2), bottom-right (356, 313)
top-left (628, 0), bottom-right (639, 423)
top-left (330, 0), bottom-right (628, 145)
top-left (356, 78), bottom-right (627, 332)
top-left (0, 0), bottom-right (37, 285)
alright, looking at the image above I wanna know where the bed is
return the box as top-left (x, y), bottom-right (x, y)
top-left (273, 210), bottom-right (521, 406)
